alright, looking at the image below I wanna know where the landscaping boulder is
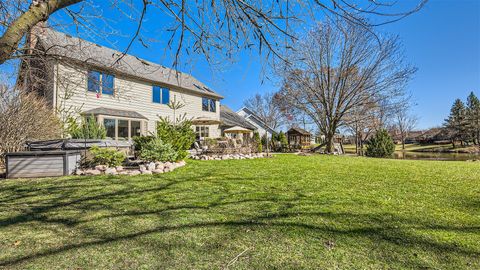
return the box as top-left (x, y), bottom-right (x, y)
top-left (115, 166), bottom-right (124, 172)
top-left (95, 165), bottom-right (107, 171)
top-left (139, 165), bottom-right (147, 172)
top-left (141, 170), bottom-right (153, 175)
top-left (152, 169), bottom-right (164, 174)
top-left (147, 162), bottom-right (156, 171)
top-left (105, 167), bottom-right (118, 175)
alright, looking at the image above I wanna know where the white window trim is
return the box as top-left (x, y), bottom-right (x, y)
top-left (97, 115), bottom-right (145, 141)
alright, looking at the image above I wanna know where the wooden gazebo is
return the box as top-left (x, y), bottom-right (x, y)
top-left (286, 127), bottom-right (312, 149)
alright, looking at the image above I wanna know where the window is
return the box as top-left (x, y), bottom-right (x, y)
top-left (102, 73), bottom-right (115, 95)
top-left (152, 86), bottom-right (170, 104)
top-left (195, 126), bottom-right (209, 138)
top-left (103, 118), bottom-right (143, 140)
top-left (88, 70), bottom-right (115, 95)
top-left (87, 71), bottom-right (100, 93)
top-left (104, 118), bottom-right (116, 139)
top-left (202, 98), bottom-right (209, 111)
top-left (209, 99), bottom-right (216, 112)
top-left (118, 120), bottom-right (129, 140)
top-left (202, 98), bottom-right (216, 112)
top-left (131, 121), bottom-right (141, 138)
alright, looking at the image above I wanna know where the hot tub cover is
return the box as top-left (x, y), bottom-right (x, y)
top-left (26, 139), bottom-right (132, 151)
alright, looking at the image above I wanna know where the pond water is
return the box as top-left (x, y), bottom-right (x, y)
top-left (392, 151), bottom-right (480, 161)
top-left (344, 149), bottom-right (480, 161)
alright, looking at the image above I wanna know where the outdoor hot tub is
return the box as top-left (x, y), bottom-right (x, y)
top-left (5, 150), bottom-right (81, 179)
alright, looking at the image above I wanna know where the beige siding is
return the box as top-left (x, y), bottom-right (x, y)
top-left (55, 62), bottom-right (221, 137)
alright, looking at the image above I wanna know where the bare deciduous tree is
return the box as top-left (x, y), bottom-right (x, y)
top-left (277, 19), bottom-right (415, 153)
top-left (0, 84), bottom-right (61, 166)
top-left (244, 92), bottom-right (284, 130)
top-left (343, 99), bottom-right (378, 155)
top-left (0, 0), bottom-right (427, 66)
top-left (394, 104), bottom-right (418, 150)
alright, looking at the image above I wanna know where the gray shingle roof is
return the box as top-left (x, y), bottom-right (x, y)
top-left (220, 105), bottom-right (256, 130)
top-left (238, 107), bottom-right (277, 134)
top-left (83, 107), bottom-right (148, 119)
top-left (36, 28), bottom-right (223, 99)
top-left (287, 127), bottom-right (311, 136)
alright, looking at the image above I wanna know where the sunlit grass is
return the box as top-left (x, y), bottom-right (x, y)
top-left (0, 154), bottom-right (479, 269)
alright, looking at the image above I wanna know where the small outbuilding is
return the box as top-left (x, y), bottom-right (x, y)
top-left (286, 127), bottom-right (312, 149)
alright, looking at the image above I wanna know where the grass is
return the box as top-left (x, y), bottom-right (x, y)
top-left (0, 155), bottom-right (479, 269)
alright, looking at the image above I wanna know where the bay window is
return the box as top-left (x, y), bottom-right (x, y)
top-left (104, 118), bottom-right (116, 139)
top-left (102, 117), bottom-right (143, 140)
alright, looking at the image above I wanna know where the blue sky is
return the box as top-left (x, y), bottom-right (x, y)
top-left (10, 0), bottom-right (479, 130)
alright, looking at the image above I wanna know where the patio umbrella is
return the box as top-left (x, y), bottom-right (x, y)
top-left (224, 126), bottom-right (252, 134)
top-left (191, 117), bottom-right (221, 125)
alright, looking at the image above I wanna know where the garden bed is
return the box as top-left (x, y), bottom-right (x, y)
top-left (190, 153), bottom-right (268, 160)
top-left (75, 160), bottom-right (187, 176)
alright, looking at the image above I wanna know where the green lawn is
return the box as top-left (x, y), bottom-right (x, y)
top-left (0, 155), bottom-right (479, 269)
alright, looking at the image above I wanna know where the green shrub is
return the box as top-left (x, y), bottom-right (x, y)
top-left (365, 129), bottom-right (395, 158)
top-left (137, 138), bottom-right (178, 162)
top-left (132, 135), bottom-right (156, 152)
top-left (253, 131), bottom-right (262, 152)
top-left (277, 131), bottom-right (288, 152)
top-left (204, 138), bottom-right (218, 147)
top-left (90, 146), bottom-right (126, 167)
top-left (68, 115), bottom-right (106, 139)
top-left (156, 117), bottom-right (196, 160)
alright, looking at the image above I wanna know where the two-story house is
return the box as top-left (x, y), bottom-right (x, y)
top-left (24, 26), bottom-right (223, 141)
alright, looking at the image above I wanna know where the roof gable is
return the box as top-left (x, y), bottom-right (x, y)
top-left (220, 105), bottom-right (256, 130)
top-left (237, 107), bottom-right (277, 133)
top-left (287, 127), bottom-right (311, 136)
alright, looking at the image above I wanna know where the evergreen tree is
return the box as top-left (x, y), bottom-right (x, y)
top-left (466, 92), bottom-right (480, 145)
top-left (445, 99), bottom-right (468, 147)
top-left (365, 129), bottom-right (395, 158)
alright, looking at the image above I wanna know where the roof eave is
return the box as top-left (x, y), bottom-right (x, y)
top-left (54, 56), bottom-right (224, 99)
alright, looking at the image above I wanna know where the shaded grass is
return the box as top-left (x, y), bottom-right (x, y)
top-left (0, 155), bottom-right (479, 269)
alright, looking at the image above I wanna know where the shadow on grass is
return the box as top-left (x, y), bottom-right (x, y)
top-left (0, 164), bottom-right (479, 268)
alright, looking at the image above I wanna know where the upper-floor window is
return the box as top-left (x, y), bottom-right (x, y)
top-left (88, 70), bottom-right (115, 95)
top-left (152, 86), bottom-right (170, 105)
top-left (202, 97), bottom-right (216, 112)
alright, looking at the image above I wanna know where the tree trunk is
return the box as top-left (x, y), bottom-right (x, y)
top-left (325, 129), bottom-right (335, 154)
top-left (0, 0), bottom-right (82, 65)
